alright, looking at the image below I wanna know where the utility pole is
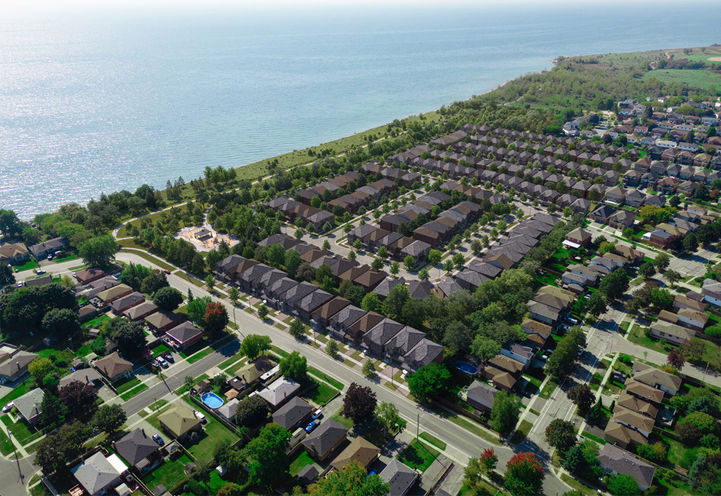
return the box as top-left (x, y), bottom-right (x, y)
top-left (416, 412), bottom-right (420, 441)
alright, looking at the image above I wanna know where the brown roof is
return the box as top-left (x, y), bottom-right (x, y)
top-left (311, 297), bottom-right (351, 321)
top-left (348, 311), bottom-right (384, 339)
top-left (94, 352), bottom-right (133, 379)
top-left (624, 379), bottom-right (664, 404)
top-left (488, 354), bottom-right (523, 375)
top-left (617, 392), bottom-right (658, 419)
top-left (330, 437), bottom-right (380, 471)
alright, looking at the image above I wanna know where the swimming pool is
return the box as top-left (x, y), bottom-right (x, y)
top-left (201, 392), bottom-right (224, 409)
top-left (455, 361), bottom-right (478, 376)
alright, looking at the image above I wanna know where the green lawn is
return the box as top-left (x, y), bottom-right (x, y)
top-left (120, 383), bottom-right (148, 401)
top-left (118, 247), bottom-right (176, 272)
top-left (307, 367), bottom-right (344, 390)
top-left (14, 259), bottom-right (39, 272)
top-left (54, 253), bottom-right (79, 263)
top-left (185, 347), bottom-right (213, 364)
top-left (115, 377), bottom-right (141, 394)
top-left (540, 378), bottom-right (558, 399)
top-left (82, 314), bottom-right (111, 329)
top-left (302, 380), bottom-right (339, 407)
top-left (0, 428), bottom-right (15, 455)
top-left (643, 68), bottom-right (721, 91)
top-left (398, 439), bottom-right (439, 472)
top-left (419, 432), bottom-right (447, 450)
top-left (182, 399), bottom-right (239, 464)
top-left (331, 409), bottom-right (355, 429)
top-left (0, 378), bottom-right (34, 405)
top-left (289, 451), bottom-right (315, 476)
top-left (143, 454), bottom-right (191, 491)
top-left (510, 420), bottom-right (532, 444)
top-left (151, 344), bottom-right (169, 357)
top-left (1, 415), bottom-right (42, 445)
top-left (226, 357), bottom-right (250, 376)
top-left (175, 374), bottom-right (209, 395)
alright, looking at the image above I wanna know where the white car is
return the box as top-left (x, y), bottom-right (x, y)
top-left (193, 410), bottom-right (207, 423)
top-left (2, 402), bottom-right (14, 413)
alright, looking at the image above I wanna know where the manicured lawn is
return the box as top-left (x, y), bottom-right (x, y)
top-left (398, 439), bottom-right (439, 472)
top-left (1, 415), bottom-right (42, 445)
top-left (0, 428), bottom-right (14, 455)
top-left (120, 383), bottom-right (148, 401)
top-left (14, 259), bottom-right (39, 271)
top-left (119, 247), bottom-right (176, 272)
top-left (628, 325), bottom-right (674, 353)
top-left (115, 377), bottom-right (141, 394)
top-left (510, 420), bottom-right (532, 444)
top-left (185, 347), bottom-right (213, 364)
top-left (302, 379), bottom-right (339, 407)
top-left (419, 432), bottom-right (447, 450)
top-left (331, 410), bottom-right (355, 429)
top-left (143, 454), bottom-right (191, 491)
top-left (226, 357), bottom-right (250, 376)
top-left (289, 451), bottom-right (314, 476)
top-left (581, 432), bottom-right (606, 445)
top-left (83, 314), bottom-right (111, 329)
top-left (182, 399), bottom-right (239, 464)
top-left (0, 378), bottom-right (34, 405)
top-left (540, 378), bottom-right (558, 399)
top-left (219, 351), bottom-right (245, 370)
top-left (175, 374), bottom-right (209, 395)
top-left (307, 367), bottom-right (344, 390)
top-left (54, 253), bottom-right (79, 263)
top-left (151, 344), bottom-right (169, 357)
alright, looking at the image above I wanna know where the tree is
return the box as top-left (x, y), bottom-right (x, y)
top-left (403, 255), bottom-right (416, 271)
top-left (567, 384), bottom-right (594, 415)
top-left (390, 262), bottom-right (399, 275)
top-left (504, 452), bottom-right (544, 496)
top-left (258, 304), bottom-right (269, 320)
top-left (28, 357), bottom-right (59, 386)
top-left (234, 395), bottom-right (270, 428)
top-left (563, 441), bottom-right (603, 480)
top-left (267, 243), bottom-right (286, 267)
top-left (377, 246), bottom-right (388, 259)
top-left (39, 392), bottom-right (67, 430)
top-left (242, 423), bottom-right (291, 486)
top-left (470, 336), bottom-right (501, 362)
top-left (683, 232), bottom-right (698, 252)
top-left (371, 258), bottom-right (383, 271)
top-left (479, 448), bottom-right (498, 473)
top-left (289, 318), bottom-right (305, 339)
top-left (284, 249), bottom-right (302, 278)
top-left (545, 419), bottom-right (577, 453)
top-left (665, 269), bottom-right (682, 287)
top-left (683, 338), bottom-right (705, 363)
top-left (443, 321), bottom-right (472, 356)
top-left (59, 380), bottom-right (98, 422)
top-left (153, 286), bottom-right (183, 311)
top-left (203, 301), bottom-right (228, 336)
top-left (78, 234), bottom-right (119, 268)
top-left (471, 240), bottom-right (482, 255)
top-left (35, 421), bottom-right (91, 475)
top-left (187, 296), bottom-right (212, 322)
top-left (428, 249), bottom-right (442, 265)
top-left (654, 253), bottom-right (670, 270)
top-left (217, 483), bottom-right (244, 496)
top-left (0, 209), bottom-right (21, 237)
top-left (587, 400), bottom-right (605, 426)
top-left (361, 292), bottom-right (382, 312)
top-left (240, 334), bottom-right (271, 360)
top-left (407, 363), bottom-right (450, 403)
top-left (464, 450), bottom-right (498, 494)
top-left (309, 460), bottom-right (389, 496)
top-left (418, 268), bottom-right (429, 281)
top-left (443, 259), bottom-right (454, 272)
top-left (375, 402), bottom-right (403, 433)
top-left (227, 286), bottom-right (240, 307)
top-left (607, 474), bottom-right (641, 496)
top-left (0, 263), bottom-right (15, 288)
top-left (362, 360), bottom-right (376, 378)
top-left (41, 308), bottom-right (80, 338)
top-left (279, 351), bottom-right (307, 381)
top-left (343, 382), bottom-right (377, 424)
top-left (676, 421), bottom-right (702, 445)
top-left (326, 339), bottom-right (339, 358)
top-left (586, 292), bottom-right (607, 316)
top-left (638, 261), bottom-right (656, 279)
top-left (667, 349), bottom-right (686, 370)
top-left (113, 320), bottom-right (147, 359)
top-left (490, 390), bottom-right (521, 436)
top-left (205, 274), bottom-right (216, 291)
top-left (383, 285), bottom-right (409, 319)
top-left (92, 404), bottom-right (126, 435)
top-left (599, 268), bottom-right (629, 300)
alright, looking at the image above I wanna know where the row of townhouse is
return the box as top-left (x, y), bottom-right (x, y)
top-left (263, 196), bottom-right (336, 231)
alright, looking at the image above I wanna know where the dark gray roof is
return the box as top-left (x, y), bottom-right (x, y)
top-left (379, 458), bottom-right (418, 496)
top-left (238, 263), bottom-right (273, 284)
top-left (302, 419), bottom-right (348, 459)
top-left (364, 319), bottom-right (404, 346)
top-left (384, 326), bottom-right (426, 356)
top-left (598, 444), bottom-right (655, 490)
top-left (115, 429), bottom-right (159, 466)
top-left (329, 305), bottom-right (365, 328)
top-left (297, 289), bottom-right (334, 313)
top-left (466, 380), bottom-right (497, 411)
top-left (284, 282), bottom-right (318, 305)
top-left (374, 277), bottom-right (406, 299)
top-left (268, 277), bottom-right (298, 299)
top-left (272, 397), bottom-right (314, 430)
top-left (408, 280), bottom-right (433, 300)
top-left (404, 338), bottom-right (444, 369)
top-left (166, 321), bottom-right (203, 343)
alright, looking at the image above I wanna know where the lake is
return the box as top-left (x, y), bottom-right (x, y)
top-left (1, 1), bottom-right (720, 218)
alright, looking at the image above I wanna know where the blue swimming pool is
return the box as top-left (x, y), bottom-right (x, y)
top-left (455, 361), bottom-right (478, 376)
top-left (201, 392), bottom-right (224, 409)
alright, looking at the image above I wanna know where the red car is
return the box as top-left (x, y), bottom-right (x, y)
top-left (163, 269), bottom-right (171, 274)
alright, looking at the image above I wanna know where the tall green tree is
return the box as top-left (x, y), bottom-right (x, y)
top-left (490, 390), bottom-right (521, 436)
top-left (242, 424), bottom-right (291, 486)
top-left (78, 234), bottom-right (119, 268)
top-left (309, 460), bottom-right (389, 496)
top-left (407, 363), bottom-right (450, 403)
top-left (240, 334), bottom-right (271, 360)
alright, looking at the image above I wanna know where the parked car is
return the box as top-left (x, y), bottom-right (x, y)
top-left (193, 410), bottom-right (207, 423)
top-left (152, 433), bottom-right (164, 445)
top-left (566, 317), bottom-right (579, 325)
top-left (305, 420), bottom-right (319, 433)
top-left (2, 402), bottom-right (14, 413)
top-left (17, 282), bottom-right (23, 287)
top-left (311, 409), bottom-right (323, 420)
top-left (577, 347), bottom-right (584, 357)
top-left (164, 353), bottom-right (174, 363)
top-left (35, 269), bottom-right (46, 275)
top-left (157, 357), bottom-right (169, 368)
top-left (163, 269), bottom-right (171, 274)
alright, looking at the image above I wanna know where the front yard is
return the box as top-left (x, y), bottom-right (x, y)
top-left (398, 439), bottom-right (439, 472)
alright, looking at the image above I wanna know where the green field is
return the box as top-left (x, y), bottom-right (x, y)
top-left (143, 454), bottom-right (192, 491)
top-left (643, 69), bottom-right (721, 91)
top-left (182, 398), bottom-right (239, 464)
top-left (302, 379), bottom-right (339, 407)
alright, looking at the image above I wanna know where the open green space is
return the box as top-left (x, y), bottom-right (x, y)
top-left (419, 431), bottom-right (447, 450)
top-left (302, 379), bottom-right (339, 407)
top-left (1, 415), bottom-right (42, 445)
top-left (398, 439), bottom-right (439, 472)
top-left (118, 247), bottom-right (176, 271)
top-left (182, 398), bottom-right (239, 464)
top-left (185, 347), bottom-right (213, 363)
top-left (289, 451), bottom-right (315, 476)
top-left (120, 383), bottom-right (148, 401)
top-left (226, 357), bottom-right (250, 376)
top-left (149, 399), bottom-right (168, 411)
top-left (143, 454), bottom-right (191, 491)
top-left (643, 68), bottom-right (721, 91)
top-left (115, 377), bottom-right (141, 394)
top-left (151, 343), bottom-right (169, 357)
top-left (82, 314), bottom-right (111, 329)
